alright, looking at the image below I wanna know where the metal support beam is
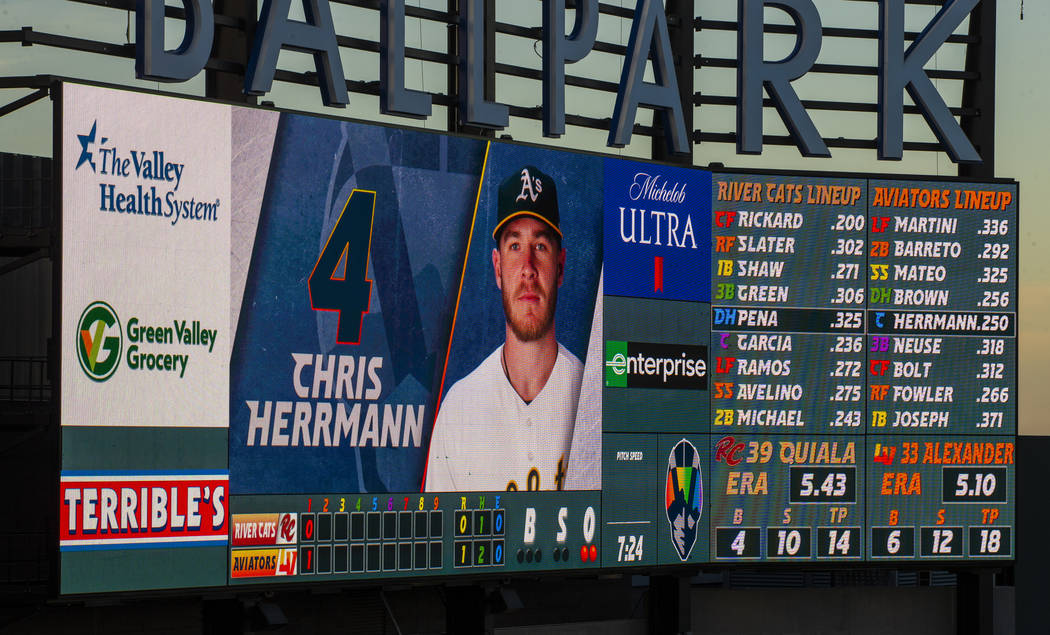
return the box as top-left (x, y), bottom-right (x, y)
top-left (958, 0), bottom-right (995, 178)
top-left (447, 0), bottom-right (498, 137)
top-left (956, 570), bottom-right (995, 635)
top-left (648, 575), bottom-right (690, 635)
top-left (202, 598), bottom-right (245, 635)
top-left (653, 0), bottom-right (693, 164)
top-left (447, 0), bottom-right (459, 132)
top-left (0, 88), bottom-right (49, 119)
top-left (206, 0), bottom-right (258, 104)
top-left (0, 248), bottom-right (47, 277)
top-left (445, 585), bottom-right (491, 634)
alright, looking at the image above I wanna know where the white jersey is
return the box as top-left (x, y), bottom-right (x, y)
top-left (424, 343), bottom-right (583, 492)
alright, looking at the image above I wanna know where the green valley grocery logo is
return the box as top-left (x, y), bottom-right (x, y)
top-left (605, 340), bottom-right (708, 390)
top-left (77, 301), bottom-right (122, 381)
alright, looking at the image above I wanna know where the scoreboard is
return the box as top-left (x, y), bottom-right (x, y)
top-left (703, 175), bottom-right (1016, 562)
top-left (56, 83), bottom-right (1015, 595)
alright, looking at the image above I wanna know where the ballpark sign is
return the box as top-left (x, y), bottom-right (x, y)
top-left (135, 0), bottom-right (984, 163)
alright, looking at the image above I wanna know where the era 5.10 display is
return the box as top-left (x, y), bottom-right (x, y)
top-left (58, 83), bottom-right (1015, 595)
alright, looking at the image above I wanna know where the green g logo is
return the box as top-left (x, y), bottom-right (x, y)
top-left (77, 301), bottom-right (122, 382)
top-left (605, 340), bottom-right (628, 387)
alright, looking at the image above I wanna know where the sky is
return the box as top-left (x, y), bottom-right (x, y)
top-left (0, 0), bottom-right (1046, 434)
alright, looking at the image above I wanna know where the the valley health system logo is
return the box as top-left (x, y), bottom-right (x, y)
top-left (77, 301), bottom-right (122, 381)
top-left (665, 439), bottom-right (703, 561)
top-left (73, 119), bottom-right (222, 225)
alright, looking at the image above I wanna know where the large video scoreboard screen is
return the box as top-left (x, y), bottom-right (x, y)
top-left (57, 83), bottom-right (1016, 594)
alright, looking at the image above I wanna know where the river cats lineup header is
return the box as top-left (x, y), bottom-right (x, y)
top-left (57, 83), bottom-right (1015, 595)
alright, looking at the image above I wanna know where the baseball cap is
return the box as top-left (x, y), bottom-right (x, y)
top-left (493, 165), bottom-right (561, 241)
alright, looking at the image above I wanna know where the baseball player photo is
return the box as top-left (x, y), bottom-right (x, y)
top-left (424, 145), bottom-right (602, 492)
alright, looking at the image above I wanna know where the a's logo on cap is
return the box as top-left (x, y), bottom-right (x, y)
top-left (76, 301), bottom-right (122, 382)
top-left (516, 167), bottom-right (543, 203)
top-left (495, 165), bottom-right (560, 240)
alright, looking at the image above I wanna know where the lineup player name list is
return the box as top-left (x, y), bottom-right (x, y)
top-left (710, 177), bottom-right (1016, 435)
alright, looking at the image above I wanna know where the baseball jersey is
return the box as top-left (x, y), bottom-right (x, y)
top-left (424, 343), bottom-right (583, 492)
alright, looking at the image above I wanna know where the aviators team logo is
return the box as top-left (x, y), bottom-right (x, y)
top-left (665, 439), bottom-right (703, 561)
top-left (76, 301), bottom-right (122, 381)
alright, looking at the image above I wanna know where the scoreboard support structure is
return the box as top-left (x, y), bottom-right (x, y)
top-left (201, 598), bottom-right (244, 635)
top-left (648, 574), bottom-right (692, 635)
top-left (0, 77), bottom-right (1022, 633)
top-left (445, 584), bottom-right (492, 635)
top-left (956, 570), bottom-right (996, 635)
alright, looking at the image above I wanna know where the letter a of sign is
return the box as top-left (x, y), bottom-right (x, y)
top-left (247, 0), bottom-right (349, 107)
top-left (609, 0), bottom-right (689, 154)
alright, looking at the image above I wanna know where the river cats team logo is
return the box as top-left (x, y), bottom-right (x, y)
top-left (77, 301), bottom-right (122, 381)
top-left (665, 439), bottom-right (703, 560)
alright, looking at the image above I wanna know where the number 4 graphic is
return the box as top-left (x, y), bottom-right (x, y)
top-left (309, 190), bottom-right (376, 344)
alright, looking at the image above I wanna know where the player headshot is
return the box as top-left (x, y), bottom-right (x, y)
top-left (424, 165), bottom-right (585, 492)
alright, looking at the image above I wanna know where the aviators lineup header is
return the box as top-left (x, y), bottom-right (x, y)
top-left (57, 83), bottom-right (1015, 595)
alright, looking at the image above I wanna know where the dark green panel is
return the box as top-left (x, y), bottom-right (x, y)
top-left (61, 545), bottom-right (227, 594)
top-left (600, 433), bottom-right (659, 567)
top-left (603, 296), bottom-right (710, 434)
top-left (62, 427), bottom-right (228, 471)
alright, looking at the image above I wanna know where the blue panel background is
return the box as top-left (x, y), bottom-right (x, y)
top-left (230, 115), bottom-right (487, 494)
top-left (439, 142), bottom-right (603, 398)
top-left (603, 159), bottom-right (711, 301)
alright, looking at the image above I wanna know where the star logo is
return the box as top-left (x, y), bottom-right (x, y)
top-left (75, 121), bottom-right (108, 172)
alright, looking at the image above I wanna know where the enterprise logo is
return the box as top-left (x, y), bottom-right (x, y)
top-left (605, 341), bottom-right (707, 390)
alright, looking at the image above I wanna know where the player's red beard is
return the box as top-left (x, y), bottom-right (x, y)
top-left (502, 280), bottom-right (557, 342)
